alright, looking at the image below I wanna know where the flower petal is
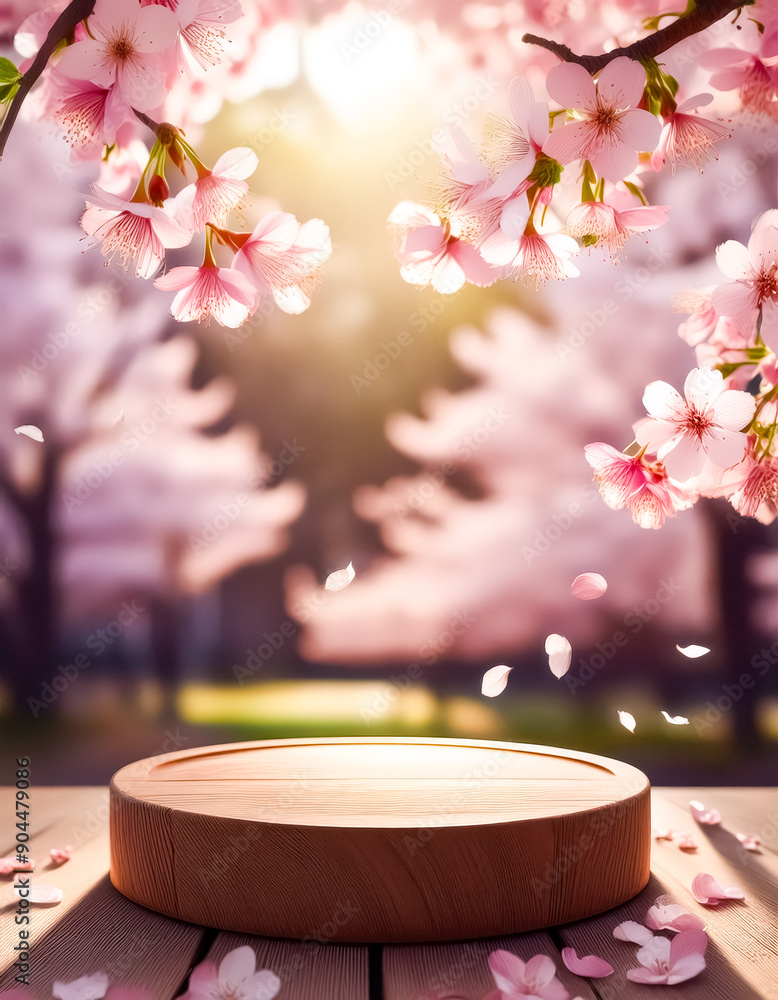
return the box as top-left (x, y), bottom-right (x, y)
top-left (618, 710), bottom-right (636, 732)
top-left (14, 424), bottom-right (44, 442)
top-left (52, 973), bottom-right (109, 1000)
top-left (218, 945), bottom-right (257, 986)
top-left (715, 239), bottom-right (752, 280)
top-left (661, 710), bottom-right (690, 725)
top-left (561, 947), bottom-right (614, 977)
top-left (613, 920), bottom-right (656, 945)
top-left (571, 572), bottom-right (607, 600)
top-left (211, 146), bottom-right (259, 180)
top-left (545, 633), bottom-right (572, 678)
top-left (676, 644), bottom-right (709, 658)
top-left (546, 60), bottom-right (597, 110)
top-left (691, 871), bottom-right (745, 904)
top-left (711, 388), bottom-right (757, 431)
top-left (481, 664), bottom-right (512, 698)
top-left (488, 949), bottom-right (527, 993)
top-left (596, 56), bottom-right (648, 109)
top-left (689, 800), bottom-right (721, 824)
top-left (524, 954), bottom-right (557, 989)
top-left (325, 562), bottom-right (355, 592)
top-left (15, 882), bottom-right (62, 904)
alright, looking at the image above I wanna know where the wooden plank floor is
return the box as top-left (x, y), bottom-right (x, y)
top-left (1, 788), bottom-right (776, 999)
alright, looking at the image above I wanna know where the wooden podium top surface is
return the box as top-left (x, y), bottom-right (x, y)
top-left (110, 736), bottom-right (649, 828)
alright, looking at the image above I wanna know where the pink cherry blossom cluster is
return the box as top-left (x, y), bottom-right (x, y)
top-left (387, 55), bottom-right (732, 293)
top-left (587, 210), bottom-right (778, 528)
top-left (8, 0), bottom-right (331, 327)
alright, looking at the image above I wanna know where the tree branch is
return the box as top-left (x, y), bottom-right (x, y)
top-left (0, 0), bottom-right (96, 160)
top-left (523, 0), bottom-right (753, 74)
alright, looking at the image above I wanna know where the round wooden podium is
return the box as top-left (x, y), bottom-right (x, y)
top-left (109, 737), bottom-right (651, 943)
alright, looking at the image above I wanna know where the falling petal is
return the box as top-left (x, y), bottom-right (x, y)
top-left (50, 845), bottom-right (72, 865)
top-left (113, 410), bottom-right (125, 425)
top-left (736, 833), bottom-right (761, 852)
top-left (676, 644), bottom-right (710, 658)
top-left (561, 947), bottom-right (614, 977)
top-left (653, 828), bottom-right (676, 840)
top-left (691, 872), bottom-right (745, 905)
top-left (689, 799), bottom-right (721, 825)
top-left (661, 710), bottom-right (690, 725)
top-left (545, 633), bottom-right (572, 678)
top-left (481, 664), bottom-right (512, 697)
top-left (618, 710), bottom-right (637, 732)
top-left (14, 424), bottom-right (44, 442)
top-left (324, 561), bottom-right (355, 592)
top-left (571, 572), bottom-right (608, 600)
top-left (14, 882), bottom-right (62, 904)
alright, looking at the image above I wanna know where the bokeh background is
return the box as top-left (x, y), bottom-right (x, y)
top-left (1, 0), bottom-right (777, 786)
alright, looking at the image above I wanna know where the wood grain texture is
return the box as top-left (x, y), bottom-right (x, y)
top-left (546, 788), bottom-right (778, 1000)
top-left (110, 738), bottom-right (651, 943)
top-left (383, 932), bottom-right (600, 1000)
top-left (0, 787), bottom-right (203, 999)
top-left (188, 932), bottom-right (370, 1000)
top-left (2, 785), bottom-right (777, 999)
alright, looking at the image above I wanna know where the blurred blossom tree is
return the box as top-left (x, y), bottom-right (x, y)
top-left (1, 0), bottom-right (778, 741)
top-left (0, 124), bottom-right (304, 714)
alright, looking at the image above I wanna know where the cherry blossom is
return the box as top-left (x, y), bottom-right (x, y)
top-left (676, 289), bottom-right (753, 382)
top-left (182, 946), bottom-right (280, 1000)
top-left (388, 201), bottom-right (496, 294)
top-left (626, 929), bottom-right (707, 985)
top-left (170, 0), bottom-right (244, 71)
top-left (566, 200), bottom-right (623, 254)
top-left (480, 223), bottom-right (579, 286)
top-left (52, 71), bottom-right (133, 149)
top-left (634, 367), bottom-right (756, 481)
top-left (711, 210), bottom-right (778, 350)
top-left (651, 94), bottom-right (731, 173)
top-left (584, 442), bottom-right (691, 529)
top-left (487, 950), bottom-right (570, 1000)
top-left (228, 210), bottom-right (332, 313)
top-left (55, 0), bottom-right (179, 112)
top-left (173, 146), bottom-right (258, 232)
top-left (542, 57), bottom-right (662, 183)
top-left (436, 125), bottom-right (502, 240)
top-left (728, 452), bottom-right (778, 521)
top-left (485, 75), bottom-right (550, 198)
top-left (154, 261), bottom-right (256, 326)
top-left (703, 47), bottom-right (778, 119)
top-left (81, 184), bottom-right (193, 279)
top-left (50, 845), bottom-right (72, 864)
